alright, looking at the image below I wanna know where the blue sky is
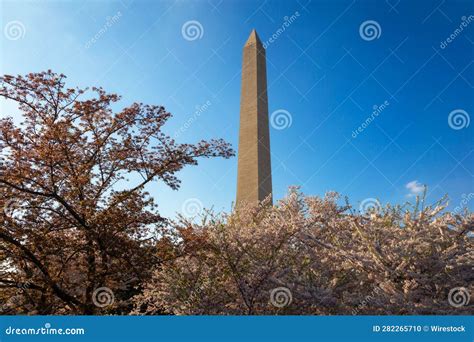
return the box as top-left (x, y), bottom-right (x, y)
top-left (1, 0), bottom-right (473, 219)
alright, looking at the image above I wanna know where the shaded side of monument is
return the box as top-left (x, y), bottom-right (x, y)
top-left (236, 30), bottom-right (272, 205)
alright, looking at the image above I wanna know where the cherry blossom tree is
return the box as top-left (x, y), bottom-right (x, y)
top-left (134, 189), bottom-right (473, 315)
top-left (0, 71), bottom-right (234, 314)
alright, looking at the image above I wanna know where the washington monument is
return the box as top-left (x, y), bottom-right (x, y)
top-left (236, 30), bottom-right (272, 205)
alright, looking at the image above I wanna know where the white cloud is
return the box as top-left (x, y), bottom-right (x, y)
top-left (406, 180), bottom-right (425, 197)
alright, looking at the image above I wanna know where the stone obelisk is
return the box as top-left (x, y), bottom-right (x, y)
top-left (236, 30), bottom-right (272, 205)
